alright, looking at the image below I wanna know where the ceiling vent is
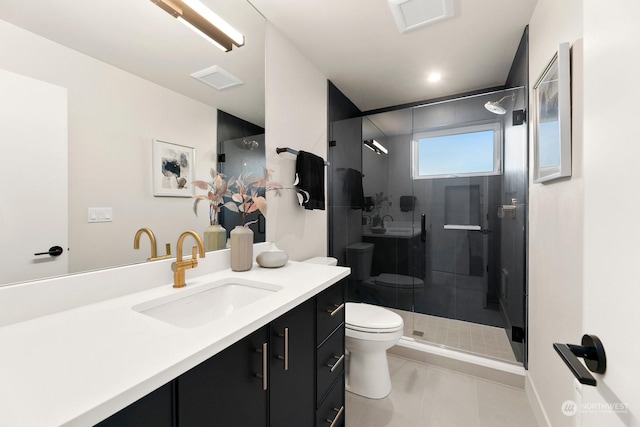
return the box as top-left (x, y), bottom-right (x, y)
top-left (191, 65), bottom-right (243, 90)
top-left (388, 0), bottom-right (454, 33)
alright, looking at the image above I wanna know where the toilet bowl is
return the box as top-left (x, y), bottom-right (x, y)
top-left (345, 302), bottom-right (403, 399)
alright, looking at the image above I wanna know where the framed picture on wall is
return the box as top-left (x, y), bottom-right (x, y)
top-left (533, 42), bottom-right (572, 183)
top-left (152, 139), bottom-right (196, 197)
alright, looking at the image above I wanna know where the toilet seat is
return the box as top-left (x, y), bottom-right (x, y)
top-left (345, 302), bottom-right (403, 333)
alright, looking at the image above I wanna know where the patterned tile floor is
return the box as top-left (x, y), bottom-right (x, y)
top-left (389, 309), bottom-right (518, 363)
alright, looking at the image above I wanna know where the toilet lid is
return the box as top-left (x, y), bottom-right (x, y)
top-left (375, 273), bottom-right (424, 289)
top-left (345, 302), bottom-right (403, 333)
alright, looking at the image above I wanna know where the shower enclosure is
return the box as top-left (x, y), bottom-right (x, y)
top-left (341, 88), bottom-right (527, 364)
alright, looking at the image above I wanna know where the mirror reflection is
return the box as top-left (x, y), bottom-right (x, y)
top-left (0, 0), bottom-right (265, 286)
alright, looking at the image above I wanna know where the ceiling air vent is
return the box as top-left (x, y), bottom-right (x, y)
top-left (191, 65), bottom-right (243, 90)
top-left (388, 0), bottom-right (454, 33)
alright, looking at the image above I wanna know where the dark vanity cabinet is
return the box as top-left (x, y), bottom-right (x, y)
top-left (95, 382), bottom-right (174, 427)
top-left (316, 281), bottom-right (346, 427)
top-left (269, 299), bottom-right (316, 427)
top-left (177, 325), bottom-right (270, 427)
top-left (364, 234), bottom-right (425, 279)
top-left (94, 281), bottom-right (345, 427)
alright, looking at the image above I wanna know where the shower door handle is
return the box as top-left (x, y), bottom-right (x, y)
top-left (421, 214), bottom-right (426, 242)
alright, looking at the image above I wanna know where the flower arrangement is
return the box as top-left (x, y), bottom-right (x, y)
top-left (373, 192), bottom-right (392, 215)
top-left (193, 168), bottom-right (283, 226)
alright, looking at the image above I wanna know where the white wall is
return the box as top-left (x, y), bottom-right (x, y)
top-left (527, 1), bottom-right (584, 426)
top-left (264, 24), bottom-right (328, 260)
top-left (582, 1), bottom-right (640, 425)
top-left (0, 20), bottom-right (219, 273)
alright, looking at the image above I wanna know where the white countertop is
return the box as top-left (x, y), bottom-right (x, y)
top-left (0, 261), bottom-right (349, 426)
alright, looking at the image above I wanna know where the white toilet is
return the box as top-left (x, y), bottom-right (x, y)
top-left (345, 302), bottom-right (403, 399)
top-left (303, 255), bottom-right (404, 399)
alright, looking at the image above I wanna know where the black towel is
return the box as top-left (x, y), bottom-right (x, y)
top-left (295, 150), bottom-right (325, 210)
top-left (345, 168), bottom-right (365, 210)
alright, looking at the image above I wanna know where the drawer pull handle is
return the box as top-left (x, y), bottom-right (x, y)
top-left (255, 343), bottom-right (268, 391)
top-left (276, 327), bottom-right (290, 371)
top-left (327, 354), bottom-right (345, 372)
top-left (284, 327), bottom-right (289, 370)
top-left (326, 303), bottom-right (345, 317)
top-left (326, 406), bottom-right (344, 427)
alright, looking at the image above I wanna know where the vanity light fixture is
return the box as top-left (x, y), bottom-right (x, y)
top-left (364, 140), bottom-right (389, 155)
top-left (150, 0), bottom-right (244, 52)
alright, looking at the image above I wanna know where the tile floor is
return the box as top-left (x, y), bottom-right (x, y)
top-left (346, 355), bottom-right (538, 427)
top-left (389, 309), bottom-right (518, 363)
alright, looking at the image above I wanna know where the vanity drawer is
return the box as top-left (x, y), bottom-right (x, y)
top-left (316, 280), bottom-right (345, 345)
top-left (316, 376), bottom-right (345, 427)
top-left (317, 325), bottom-right (345, 403)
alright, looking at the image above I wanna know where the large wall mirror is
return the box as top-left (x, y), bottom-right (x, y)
top-left (0, 0), bottom-right (265, 286)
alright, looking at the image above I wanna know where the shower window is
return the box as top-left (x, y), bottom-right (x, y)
top-left (412, 122), bottom-right (502, 179)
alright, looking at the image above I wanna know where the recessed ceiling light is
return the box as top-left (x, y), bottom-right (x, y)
top-left (427, 72), bottom-right (442, 83)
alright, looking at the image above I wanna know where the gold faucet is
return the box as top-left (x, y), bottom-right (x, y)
top-left (134, 227), bottom-right (172, 261)
top-left (172, 230), bottom-right (205, 288)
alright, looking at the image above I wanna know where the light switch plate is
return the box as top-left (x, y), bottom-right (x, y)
top-left (88, 207), bottom-right (113, 223)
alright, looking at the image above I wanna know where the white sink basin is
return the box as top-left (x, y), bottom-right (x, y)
top-left (133, 278), bottom-right (282, 328)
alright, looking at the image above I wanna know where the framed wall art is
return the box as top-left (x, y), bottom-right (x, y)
top-left (533, 42), bottom-right (572, 183)
top-left (152, 139), bottom-right (195, 197)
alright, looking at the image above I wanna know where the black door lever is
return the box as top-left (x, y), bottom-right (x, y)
top-left (553, 334), bottom-right (606, 386)
top-left (34, 246), bottom-right (64, 257)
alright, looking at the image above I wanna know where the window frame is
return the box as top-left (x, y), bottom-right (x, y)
top-left (412, 122), bottom-right (503, 180)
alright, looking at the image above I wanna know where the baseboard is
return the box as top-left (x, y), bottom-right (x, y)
top-left (389, 337), bottom-right (526, 389)
top-left (525, 373), bottom-right (552, 427)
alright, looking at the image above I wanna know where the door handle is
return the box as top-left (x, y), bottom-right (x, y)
top-left (421, 213), bottom-right (426, 242)
top-left (553, 334), bottom-right (606, 386)
top-left (34, 246), bottom-right (63, 257)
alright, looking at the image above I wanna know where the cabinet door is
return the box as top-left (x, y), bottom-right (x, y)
top-left (269, 299), bottom-right (315, 427)
top-left (95, 382), bottom-right (173, 427)
top-left (177, 326), bottom-right (269, 427)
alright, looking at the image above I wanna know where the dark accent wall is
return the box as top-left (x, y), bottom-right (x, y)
top-left (217, 110), bottom-right (265, 143)
top-left (327, 81), bottom-right (362, 266)
top-left (216, 110), bottom-right (266, 242)
top-left (506, 26), bottom-right (529, 89)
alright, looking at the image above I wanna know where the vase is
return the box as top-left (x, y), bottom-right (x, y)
top-left (230, 225), bottom-right (254, 271)
top-left (204, 224), bottom-right (226, 252)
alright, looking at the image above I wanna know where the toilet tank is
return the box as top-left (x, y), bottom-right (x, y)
top-left (345, 243), bottom-right (374, 280)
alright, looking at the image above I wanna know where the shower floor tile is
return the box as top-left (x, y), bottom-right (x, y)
top-left (345, 355), bottom-right (537, 427)
top-left (388, 308), bottom-right (518, 363)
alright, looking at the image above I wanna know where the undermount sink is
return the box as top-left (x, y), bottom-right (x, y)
top-left (133, 278), bottom-right (282, 328)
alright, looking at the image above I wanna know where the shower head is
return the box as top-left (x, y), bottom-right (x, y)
top-left (243, 139), bottom-right (259, 150)
top-left (484, 93), bottom-right (515, 115)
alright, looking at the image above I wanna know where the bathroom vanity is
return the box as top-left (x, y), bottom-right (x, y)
top-left (0, 245), bottom-right (349, 426)
top-left (98, 281), bottom-right (345, 427)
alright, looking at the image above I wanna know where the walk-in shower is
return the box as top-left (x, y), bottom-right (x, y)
top-left (333, 87), bottom-right (527, 366)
